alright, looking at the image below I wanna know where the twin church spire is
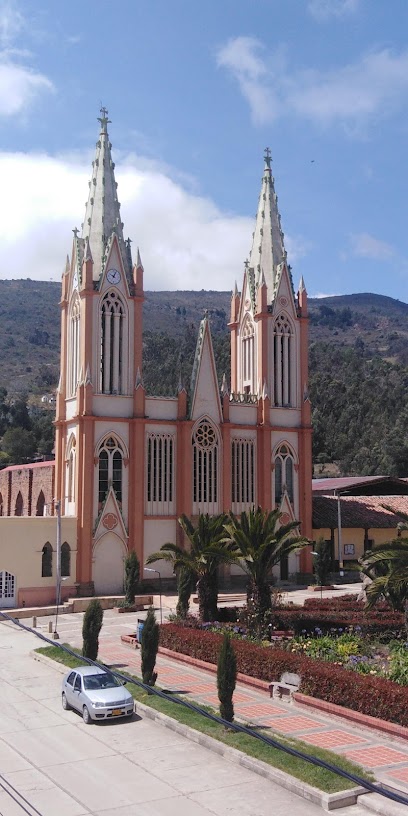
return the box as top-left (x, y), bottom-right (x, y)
top-left (248, 147), bottom-right (288, 304)
top-left (80, 107), bottom-right (132, 281)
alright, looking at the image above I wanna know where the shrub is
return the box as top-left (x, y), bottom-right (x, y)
top-left (82, 599), bottom-right (104, 661)
top-left (141, 607), bottom-right (159, 687)
top-left (159, 624), bottom-right (408, 727)
top-left (124, 551), bottom-right (140, 606)
top-left (217, 633), bottom-right (237, 722)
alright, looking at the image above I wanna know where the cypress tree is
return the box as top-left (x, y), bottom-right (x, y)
top-left (141, 606), bottom-right (159, 687)
top-left (82, 598), bottom-right (104, 661)
top-left (124, 550), bottom-right (140, 607)
top-left (217, 632), bottom-right (237, 723)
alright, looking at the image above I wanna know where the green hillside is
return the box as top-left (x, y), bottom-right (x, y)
top-left (1, 279), bottom-right (408, 476)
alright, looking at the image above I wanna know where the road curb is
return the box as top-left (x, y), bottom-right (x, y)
top-left (30, 649), bottom-right (367, 812)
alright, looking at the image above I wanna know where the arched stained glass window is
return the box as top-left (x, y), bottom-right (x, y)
top-left (192, 420), bottom-right (219, 514)
top-left (98, 436), bottom-right (123, 504)
top-left (41, 543), bottom-right (53, 577)
top-left (274, 444), bottom-right (294, 505)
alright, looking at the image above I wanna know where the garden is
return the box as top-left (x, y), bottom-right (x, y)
top-left (145, 507), bottom-right (408, 728)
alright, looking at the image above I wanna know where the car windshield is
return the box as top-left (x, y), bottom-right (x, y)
top-left (83, 673), bottom-right (121, 691)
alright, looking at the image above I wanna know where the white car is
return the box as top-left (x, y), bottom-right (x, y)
top-left (62, 665), bottom-right (135, 724)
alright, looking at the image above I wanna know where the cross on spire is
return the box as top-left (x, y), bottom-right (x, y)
top-left (98, 106), bottom-right (111, 132)
top-left (264, 147), bottom-right (272, 169)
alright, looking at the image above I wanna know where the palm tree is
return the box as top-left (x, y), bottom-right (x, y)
top-left (360, 537), bottom-right (408, 626)
top-left (223, 507), bottom-right (309, 630)
top-left (146, 512), bottom-right (236, 621)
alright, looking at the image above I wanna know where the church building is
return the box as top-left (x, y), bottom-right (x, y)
top-left (0, 110), bottom-right (313, 606)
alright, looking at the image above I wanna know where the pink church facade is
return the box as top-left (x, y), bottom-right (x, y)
top-left (0, 111), bottom-right (313, 604)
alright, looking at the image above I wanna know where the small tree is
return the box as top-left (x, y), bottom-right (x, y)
top-left (82, 599), bottom-right (104, 661)
top-left (217, 633), bottom-right (237, 723)
top-left (176, 566), bottom-right (194, 619)
top-left (313, 537), bottom-right (332, 587)
top-left (124, 551), bottom-right (140, 606)
top-left (141, 606), bottom-right (159, 687)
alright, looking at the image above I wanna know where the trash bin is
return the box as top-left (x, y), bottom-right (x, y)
top-left (137, 620), bottom-right (144, 643)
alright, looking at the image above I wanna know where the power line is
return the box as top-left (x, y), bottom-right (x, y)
top-left (1, 610), bottom-right (408, 808)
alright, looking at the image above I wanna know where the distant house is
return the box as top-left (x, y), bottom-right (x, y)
top-left (312, 476), bottom-right (408, 569)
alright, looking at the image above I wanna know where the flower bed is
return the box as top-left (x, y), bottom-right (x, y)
top-left (159, 624), bottom-right (408, 727)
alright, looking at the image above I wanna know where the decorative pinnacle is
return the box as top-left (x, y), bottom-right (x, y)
top-left (98, 106), bottom-right (111, 133)
top-left (72, 227), bottom-right (79, 238)
top-left (264, 147), bottom-right (272, 169)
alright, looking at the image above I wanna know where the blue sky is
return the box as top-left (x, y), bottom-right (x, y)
top-left (1, 0), bottom-right (408, 300)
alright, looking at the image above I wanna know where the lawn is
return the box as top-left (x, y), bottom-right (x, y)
top-left (36, 644), bottom-right (373, 794)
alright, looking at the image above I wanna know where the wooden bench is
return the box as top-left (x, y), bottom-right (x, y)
top-left (269, 672), bottom-right (301, 701)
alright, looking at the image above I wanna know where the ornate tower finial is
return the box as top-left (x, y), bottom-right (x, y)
top-left (98, 106), bottom-right (111, 133)
top-left (264, 147), bottom-right (272, 169)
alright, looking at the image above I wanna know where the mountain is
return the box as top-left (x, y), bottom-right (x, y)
top-left (1, 280), bottom-right (408, 476)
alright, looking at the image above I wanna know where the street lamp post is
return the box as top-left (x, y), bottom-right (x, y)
top-left (335, 490), bottom-right (344, 577)
top-left (53, 499), bottom-right (62, 640)
top-left (144, 567), bottom-right (162, 624)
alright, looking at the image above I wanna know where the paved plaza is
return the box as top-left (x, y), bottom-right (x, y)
top-left (0, 616), bottom-right (351, 816)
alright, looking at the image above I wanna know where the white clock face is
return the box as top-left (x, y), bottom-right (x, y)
top-left (107, 268), bottom-right (121, 285)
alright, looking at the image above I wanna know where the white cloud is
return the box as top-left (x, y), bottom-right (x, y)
top-left (351, 232), bottom-right (395, 261)
top-left (0, 0), bottom-right (54, 117)
top-left (307, 0), bottom-right (360, 22)
top-left (0, 62), bottom-right (53, 116)
top-left (0, 150), bottom-right (254, 290)
top-left (0, 0), bottom-right (24, 47)
top-left (311, 291), bottom-right (342, 298)
top-left (216, 37), bottom-right (274, 125)
top-left (217, 37), bottom-right (408, 129)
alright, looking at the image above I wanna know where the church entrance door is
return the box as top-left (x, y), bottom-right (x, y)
top-left (93, 535), bottom-right (126, 595)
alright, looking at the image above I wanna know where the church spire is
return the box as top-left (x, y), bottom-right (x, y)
top-left (248, 148), bottom-right (287, 303)
top-left (81, 107), bottom-right (132, 281)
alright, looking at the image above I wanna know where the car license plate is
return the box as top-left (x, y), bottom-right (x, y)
top-left (112, 708), bottom-right (123, 716)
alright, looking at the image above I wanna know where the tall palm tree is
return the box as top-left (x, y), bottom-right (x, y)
top-left (360, 537), bottom-right (408, 626)
top-left (223, 507), bottom-right (309, 626)
top-left (146, 512), bottom-right (236, 621)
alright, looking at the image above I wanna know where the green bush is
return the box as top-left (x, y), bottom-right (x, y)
top-left (82, 599), bottom-right (104, 661)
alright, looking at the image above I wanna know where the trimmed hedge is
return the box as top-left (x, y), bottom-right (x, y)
top-left (159, 624), bottom-right (408, 727)
top-left (272, 602), bottom-right (405, 637)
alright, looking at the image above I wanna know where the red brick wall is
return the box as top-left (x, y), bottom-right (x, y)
top-left (0, 463), bottom-right (55, 517)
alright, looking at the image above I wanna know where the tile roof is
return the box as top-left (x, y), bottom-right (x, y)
top-left (1, 460), bottom-right (55, 473)
top-left (312, 476), bottom-right (396, 493)
top-left (313, 494), bottom-right (408, 529)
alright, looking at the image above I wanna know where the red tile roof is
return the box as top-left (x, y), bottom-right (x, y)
top-left (313, 494), bottom-right (408, 529)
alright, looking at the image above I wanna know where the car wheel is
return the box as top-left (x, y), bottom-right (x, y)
top-left (62, 692), bottom-right (70, 711)
top-left (82, 705), bottom-right (92, 725)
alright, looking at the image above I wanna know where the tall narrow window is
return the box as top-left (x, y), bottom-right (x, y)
top-left (100, 291), bottom-right (126, 394)
top-left (61, 542), bottom-right (71, 577)
top-left (69, 295), bottom-right (81, 396)
top-left (36, 491), bottom-right (45, 517)
top-left (41, 543), bottom-right (53, 577)
top-left (0, 492), bottom-right (3, 517)
top-left (15, 491), bottom-right (23, 516)
top-left (273, 314), bottom-right (293, 407)
top-left (192, 420), bottom-right (219, 514)
top-left (274, 444), bottom-right (295, 505)
top-left (98, 436), bottom-right (123, 505)
top-left (242, 317), bottom-right (255, 393)
top-left (231, 438), bottom-right (256, 512)
top-left (146, 433), bottom-right (175, 515)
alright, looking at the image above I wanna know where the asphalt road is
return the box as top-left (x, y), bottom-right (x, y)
top-left (0, 618), bottom-right (362, 816)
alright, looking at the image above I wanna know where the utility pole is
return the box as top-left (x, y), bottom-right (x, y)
top-left (53, 499), bottom-right (62, 639)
